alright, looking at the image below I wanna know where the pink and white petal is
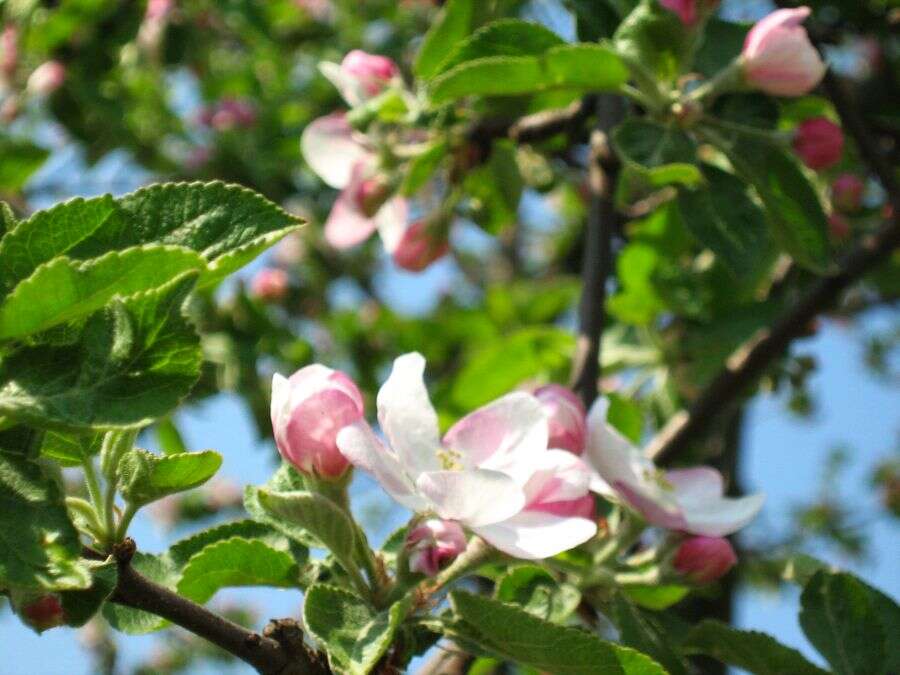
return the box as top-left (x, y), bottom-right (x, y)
top-left (374, 198), bottom-right (410, 254)
top-left (443, 392), bottom-right (548, 481)
top-left (666, 467), bottom-right (725, 508)
top-left (300, 113), bottom-right (373, 189)
top-left (270, 373), bottom-right (293, 446)
top-left (319, 61), bottom-right (365, 107)
top-left (376, 352), bottom-right (441, 476)
top-left (614, 480), bottom-right (686, 531)
top-left (324, 173), bottom-right (378, 248)
top-left (474, 511), bottom-right (597, 560)
top-left (521, 450), bottom-right (592, 506)
top-left (336, 422), bottom-right (426, 511)
top-left (416, 469), bottom-right (526, 527)
top-left (586, 398), bottom-right (651, 491)
top-left (681, 493), bottom-right (765, 537)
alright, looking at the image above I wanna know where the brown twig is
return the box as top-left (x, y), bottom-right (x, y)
top-left (106, 539), bottom-right (328, 675)
top-left (466, 97), bottom-right (595, 151)
top-left (646, 68), bottom-right (900, 463)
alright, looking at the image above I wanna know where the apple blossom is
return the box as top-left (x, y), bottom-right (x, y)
top-left (26, 60), bottom-right (66, 96)
top-left (672, 536), bottom-right (737, 583)
top-left (250, 268), bottom-right (290, 302)
top-left (319, 50), bottom-right (400, 108)
top-left (271, 365), bottom-right (364, 479)
top-left (741, 7), bottom-right (826, 97)
top-left (533, 384), bottom-right (587, 455)
top-left (406, 518), bottom-right (467, 576)
top-left (586, 398), bottom-right (764, 536)
top-left (793, 118), bottom-right (844, 171)
top-left (831, 173), bottom-right (865, 213)
top-left (337, 352), bottom-right (597, 559)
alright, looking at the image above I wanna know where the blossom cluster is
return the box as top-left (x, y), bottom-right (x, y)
top-left (271, 354), bottom-right (763, 581)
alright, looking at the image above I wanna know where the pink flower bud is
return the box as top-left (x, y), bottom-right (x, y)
top-left (26, 60), bottom-right (66, 96)
top-left (353, 176), bottom-right (393, 218)
top-left (831, 173), bottom-right (865, 213)
top-left (741, 7), bottom-right (826, 97)
top-left (271, 365), bottom-right (364, 479)
top-left (533, 384), bottom-right (586, 455)
top-left (828, 213), bottom-right (851, 241)
top-left (659, 0), bottom-right (717, 26)
top-left (406, 519), bottom-right (467, 576)
top-left (793, 118), bottom-right (844, 171)
top-left (207, 98), bottom-right (256, 131)
top-left (251, 268), bottom-right (290, 302)
top-left (146, 0), bottom-right (175, 20)
top-left (1, 25), bottom-right (19, 78)
top-left (341, 50), bottom-right (399, 97)
top-left (673, 536), bottom-right (737, 583)
top-left (391, 220), bottom-right (449, 272)
top-left (18, 594), bottom-right (66, 632)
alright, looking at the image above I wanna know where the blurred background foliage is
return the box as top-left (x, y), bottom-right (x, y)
top-left (0, 0), bottom-right (897, 673)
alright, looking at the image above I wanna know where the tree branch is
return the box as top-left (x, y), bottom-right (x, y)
top-left (105, 539), bottom-right (328, 675)
top-left (466, 97), bottom-right (595, 151)
top-left (570, 96), bottom-right (625, 409)
top-left (646, 68), bottom-right (900, 463)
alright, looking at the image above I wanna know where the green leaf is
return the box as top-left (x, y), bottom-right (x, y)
top-left (611, 595), bottom-right (688, 675)
top-left (684, 620), bottom-right (829, 675)
top-left (612, 118), bottom-right (700, 188)
top-left (623, 584), bottom-right (689, 611)
top-left (103, 552), bottom-right (175, 634)
top-left (0, 443), bottom-right (91, 591)
top-left (167, 518), bottom-right (308, 570)
top-left (614, 0), bottom-right (692, 82)
top-left (0, 138), bottom-right (49, 192)
top-left (0, 245), bottom-right (204, 340)
top-left (155, 417), bottom-right (187, 456)
top-left (694, 18), bottom-right (749, 78)
top-left (60, 559), bottom-right (118, 627)
top-left (256, 489), bottom-right (358, 576)
top-left (452, 327), bottom-right (574, 409)
top-left (244, 463), bottom-right (319, 547)
top-left (401, 141), bottom-right (449, 197)
top-left (719, 135), bottom-right (830, 273)
top-left (800, 571), bottom-right (899, 675)
top-left (464, 140), bottom-right (523, 234)
top-left (304, 584), bottom-right (410, 675)
top-left (429, 44), bottom-right (628, 103)
top-left (118, 448), bottom-right (222, 507)
top-left (676, 165), bottom-right (771, 278)
top-left (0, 272), bottom-right (202, 430)
top-left (437, 19), bottom-right (565, 74)
top-left (450, 591), bottom-right (666, 674)
top-left (415, 0), bottom-right (475, 79)
top-left (0, 201), bottom-right (16, 239)
top-left (177, 537), bottom-right (299, 604)
top-left (495, 566), bottom-right (581, 623)
top-left (606, 394), bottom-right (643, 444)
top-left (0, 182), bottom-right (302, 292)
top-left (39, 430), bottom-right (104, 467)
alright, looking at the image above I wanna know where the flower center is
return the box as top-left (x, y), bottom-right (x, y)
top-left (436, 447), bottom-right (463, 471)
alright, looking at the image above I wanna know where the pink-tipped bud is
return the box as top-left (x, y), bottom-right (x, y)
top-left (1, 25), bottom-right (19, 78)
top-left (741, 7), bottom-right (826, 97)
top-left (673, 536), bottom-right (737, 583)
top-left (392, 220), bottom-right (449, 272)
top-left (828, 213), bottom-right (851, 241)
top-left (533, 384), bottom-right (587, 455)
top-left (406, 519), bottom-right (467, 576)
top-left (270, 365), bottom-right (364, 479)
top-left (341, 50), bottom-right (399, 97)
top-left (354, 176), bottom-right (393, 218)
top-left (17, 594), bottom-right (66, 632)
top-left (251, 268), bottom-right (290, 302)
top-left (793, 118), bottom-right (844, 171)
top-left (146, 0), bottom-right (175, 20)
top-left (659, 0), bottom-right (718, 26)
top-left (831, 174), bottom-right (865, 213)
top-left (26, 60), bottom-right (66, 96)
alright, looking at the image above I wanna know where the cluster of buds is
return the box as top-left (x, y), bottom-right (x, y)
top-left (198, 98), bottom-right (257, 131)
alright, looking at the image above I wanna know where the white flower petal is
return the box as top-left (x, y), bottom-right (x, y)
top-left (416, 469), bottom-right (525, 527)
top-left (443, 392), bottom-right (549, 483)
top-left (681, 493), bottom-right (766, 537)
top-left (336, 422), bottom-right (426, 511)
top-left (324, 164), bottom-right (378, 249)
top-left (374, 198), bottom-right (410, 253)
top-left (300, 113), bottom-right (373, 188)
top-left (586, 397), bottom-right (652, 491)
top-left (377, 352), bottom-right (442, 477)
top-left (667, 467), bottom-right (725, 506)
top-left (319, 61), bottom-right (365, 107)
top-left (474, 511), bottom-right (597, 559)
top-left (521, 449), bottom-right (592, 505)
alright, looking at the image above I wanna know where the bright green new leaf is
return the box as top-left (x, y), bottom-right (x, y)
top-left (401, 141), bottom-right (448, 197)
top-left (684, 620), bottom-right (829, 675)
top-left (415, 0), bottom-right (475, 79)
top-left (622, 583), bottom-right (689, 611)
top-left (39, 430), bottom-right (104, 467)
top-left (0, 245), bottom-right (204, 340)
top-left (118, 448), bottom-right (222, 507)
top-left (0, 201), bottom-right (16, 239)
top-left (0, 440), bottom-right (91, 592)
top-left (450, 591), bottom-right (667, 674)
top-left (244, 463), bottom-right (320, 547)
top-left (167, 519), bottom-right (308, 571)
top-left (436, 19), bottom-right (565, 75)
top-left (614, 0), bottom-right (693, 82)
top-left (495, 566), bottom-right (581, 623)
top-left (304, 584), bottom-right (411, 675)
top-left (176, 537), bottom-right (299, 604)
top-left (0, 272), bottom-right (202, 430)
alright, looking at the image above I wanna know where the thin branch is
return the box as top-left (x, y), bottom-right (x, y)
top-left (570, 96), bottom-right (626, 409)
top-left (466, 97), bottom-right (595, 151)
top-left (647, 68), bottom-right (900, 462)
top-left (105, 539), bottom-right (328, 675)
